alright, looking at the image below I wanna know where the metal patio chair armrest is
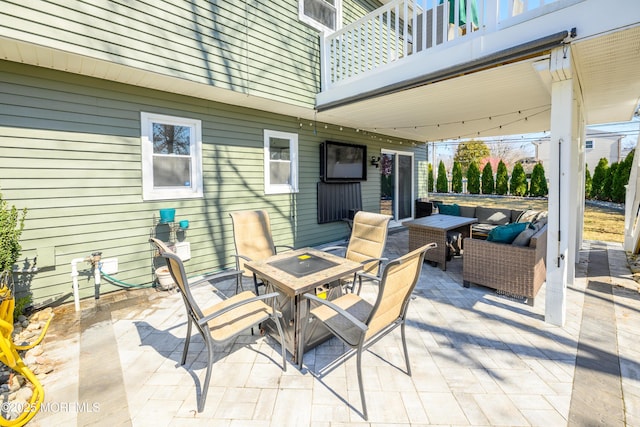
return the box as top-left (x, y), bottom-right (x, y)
top-left (188, 269), bottom-right (243, 288)
top-left (233, 254), bottom-right (253, 263)
top-left (275, 245), bottom-right (294, 252)
top-left (197, 292), bottom-right (282, 326)
top-left (321, 245), bottom-right (347, 254)
top-left (358, 256), bottom-right (388, 271)
top-left (350, 256), bottom-right (388, 293)
top-left (302, 293), bottom-right (368, 333)
top-left (352, 270), bottom-right (382, 294)
top-left (355, 271), bottom-right (382, 282)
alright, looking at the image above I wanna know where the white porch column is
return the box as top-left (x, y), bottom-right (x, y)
top-left (545, 46), bottom-right (583, 326)
top-left (576, 120), bottom-right (586, 250)
top-left (624, 126), bottom-right (640, 252)
top-left (571, 115), bottom-right (587, 252)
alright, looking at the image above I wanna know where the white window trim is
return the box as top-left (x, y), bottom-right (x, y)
top-left (298, 0), bottom-right (342, 33)
top-left (141, 112), bottom-right (203, 201)
top-left (264, 130), bottom-right (299, 195)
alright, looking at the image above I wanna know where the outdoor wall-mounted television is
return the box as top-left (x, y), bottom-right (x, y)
top-left (320, 141), bottom-right (367, 182)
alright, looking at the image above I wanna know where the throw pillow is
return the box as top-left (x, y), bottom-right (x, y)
top-left (531, 213), bottom-right (548, 230)
top-left (438, 203), bottom-right (460, 216)
top-left (487, 222), bottom-right (530, 244)
top-left (512, 226), bottom-right (537, 246)
top-left (517, 209), bottom-right (539, 223)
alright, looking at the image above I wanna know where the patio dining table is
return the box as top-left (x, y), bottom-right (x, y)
top-left (244, 247), bottom-right (362, 364)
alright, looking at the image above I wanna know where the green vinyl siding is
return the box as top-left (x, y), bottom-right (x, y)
top-left (0, 1), bottom-right (384, 108)
top-left (343, 0), bottom-right (384, 24)
top-left (0, 60), bottom-right (421, 307)
top-left (0, 0), bottom-right (377, 109)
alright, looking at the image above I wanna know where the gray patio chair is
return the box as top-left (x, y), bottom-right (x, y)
top-left (151, 239), bottom-right (287, 412)
top-left (299, 242), bottom-right (436, 420)
top-left (230, 209), bottom-right (294, 294)
top-left (322, 211), bottom-right (392, 294)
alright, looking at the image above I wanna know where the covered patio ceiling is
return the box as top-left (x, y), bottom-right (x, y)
top-left (314, 25), bottom-right (640, 143)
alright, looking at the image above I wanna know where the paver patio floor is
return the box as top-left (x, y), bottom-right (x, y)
top-left (30, 229), bottom-right (640, 426)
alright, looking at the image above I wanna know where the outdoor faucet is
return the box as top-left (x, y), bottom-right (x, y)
top-left (86, 252), bottom-right (102, 266)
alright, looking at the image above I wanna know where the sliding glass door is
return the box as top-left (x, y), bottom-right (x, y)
top-left (380, 149), bottom-right (414, 225)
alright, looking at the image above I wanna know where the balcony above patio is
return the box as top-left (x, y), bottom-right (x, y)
top-left (315, 0), bottom-right (640, 142)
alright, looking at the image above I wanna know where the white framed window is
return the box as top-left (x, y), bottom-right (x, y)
top-left (264, 130), bottom-right (298, 194)
top-left (585, 140), bottom-right (594, 149)
top-left (141, 112), bottom-right (203, 200)
top-left (299, 0), bottom-right (342, 33)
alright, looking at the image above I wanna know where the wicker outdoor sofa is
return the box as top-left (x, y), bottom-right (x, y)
top-left (462, 223), bottom-right (548, 305)
top-left (419, 202), bottom-right (548, 304)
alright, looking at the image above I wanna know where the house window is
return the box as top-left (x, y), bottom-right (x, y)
top-left (264, 130), bottom-right (298, 194)
top-left (586, 140), bottom-right (594, 149)
top-left (141, 112), bottom-right (203, 200)
top-left (299, 0), bottom-right (341, 33)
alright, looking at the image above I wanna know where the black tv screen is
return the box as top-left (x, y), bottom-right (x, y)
top-left (320, 141), bottom-right (367, 182)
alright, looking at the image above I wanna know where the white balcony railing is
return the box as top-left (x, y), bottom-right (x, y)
top-left (320, 0), bottom-right (571, 90)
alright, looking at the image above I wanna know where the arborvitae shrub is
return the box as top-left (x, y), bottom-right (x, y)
top-left (451, 161), bottom-right (463, 193)
top-left (529, 163), bottom-right (548, 197)
top-left (481, 162), bottom-right (494, 195)
top-left (591, 158), bottom-right (609, 200)
top-left (428, 163), bottom-right (435, 193)
top-left (612, 150), bottom-right (634, 203)
top-left (510, 163), bottom-right (528, 196)
top-left (495, 160), bottom-right (509, 195)
top-left (585, 165), bottom-right (592, 199)
top-left (602, 162), bottom-right (618, 201)
top-left (467, 161), bottom-right (481, 194)
top-left (436, 160), bottom-right (449, 193)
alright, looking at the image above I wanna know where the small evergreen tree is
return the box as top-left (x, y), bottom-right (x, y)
top-left (529, 163), bottom-right (548, 197)
top-left (0, 192), bottom-right (27, 286)
top-left (510, 163), bottom-right (528, 196)
top-left (591, 158), bottom-right (609, 200)
top-left (451, 161), bottom-right (463, 193)
top-left (427, 163), bottom-right (435, 193)
top-left (436, 160), bottom-right (449, 193)
top-left (612, 150), bottom-right (634, 203)
top-left (585, 164), bottom-right (592, 199)
top-left (467, 161), bottom-right (481, 194)
top-left (481, 162), bottom-right (494, 194)
top-left (495, 160), bottom-right (509, 195)
top-left (602, 162), bottom-right (618, 201)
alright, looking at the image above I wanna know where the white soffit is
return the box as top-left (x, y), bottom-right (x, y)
top-left (572, 25), bottom-right (640, 125)
top-left (315, 56), bottom-right (554, 141)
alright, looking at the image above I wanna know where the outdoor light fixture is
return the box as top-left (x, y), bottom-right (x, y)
top-left (370, 156), bottom-right (381, 168)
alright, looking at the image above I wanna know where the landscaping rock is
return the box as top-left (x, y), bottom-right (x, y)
top-left (0, 307), bottom-right (56, 413)
top-left (15, 386), bottom-right (32, 402)
top-left (8, 375), bottom-right (24, 393)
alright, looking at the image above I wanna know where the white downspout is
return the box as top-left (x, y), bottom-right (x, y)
top-left (70, 257), bottom-right (86, 312)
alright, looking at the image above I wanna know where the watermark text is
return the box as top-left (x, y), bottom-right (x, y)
top-left (1, 401), bottom-right (100, 414)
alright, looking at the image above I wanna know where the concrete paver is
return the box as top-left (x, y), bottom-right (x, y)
top-left (28, 231), bottom-right (640, 426)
